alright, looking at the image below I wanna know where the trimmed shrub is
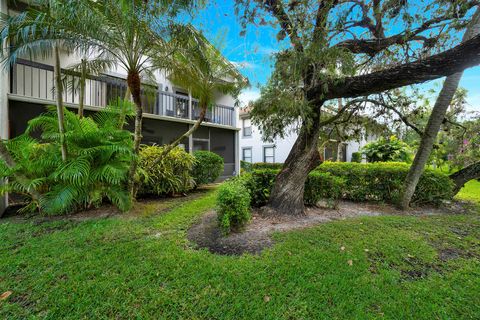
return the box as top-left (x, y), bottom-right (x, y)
top-left (304, 172), bottom-right (346, 207)
top-left (138, 145), bottom-right (195, 196)
top-left (351, 152), bottom-right (362, 163)
top-left (192, 151), bottom-right (224, 186)
top-left (317, 162), bottom-right (454, 205)
top-left (252, 162), bottom-right (284, 170)
top-left (243, 169), bottom-right (278, 207)
top-left (240, 160), bottom-right (253, 173)
top-left (241, 169), bottom-right (345, 208)
top-left (217, 179), bottom-right (251, 234)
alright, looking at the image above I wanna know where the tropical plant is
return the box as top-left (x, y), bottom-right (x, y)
top-left (400, 8), bottom-right (480, 209)
top-left (137, 145), bottom-right (195, 196)
top-left (362, 136), bottom-right (412, 163)
top-left (1, 0), bottom-right (201, 197)
top-left (153, 26), bottom-right (247, 158)
top-left (0, 99), bottom-right (135, 215)
top-left (191, 151), bottom-right (224, 186)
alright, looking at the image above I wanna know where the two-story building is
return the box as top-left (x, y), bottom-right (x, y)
top-left (0, 0), bottom-right (243, 214)
top-left (238, 107), bottom-right (372, 164)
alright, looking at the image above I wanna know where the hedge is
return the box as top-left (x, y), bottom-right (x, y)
top-left (216, 178), bottom-right (251, 234)
top-left (317, 162), bottom-right (454, 205)
top-left (241, 169), bottom-right (345, 208)
top-left (192, 151), bottom-right (224, 186)
top-left (138, 145), bottom-right (195, 196)
top-left (251, 162), bottom-right (284, 170)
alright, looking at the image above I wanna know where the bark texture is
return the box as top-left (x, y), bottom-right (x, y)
top-left (399, 9), bottom-right (480, 209)
top-left (54, 45), bottom-right (67, 161)
top-left (126, 70), bottom-right (143, 197)
top-left (449, 162), bottom-right (480, 195)
top-left (266, 111), bottom-right (323, 216)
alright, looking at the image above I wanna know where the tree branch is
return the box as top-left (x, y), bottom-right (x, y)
top-left (315, 34), bottom-right (480, 100)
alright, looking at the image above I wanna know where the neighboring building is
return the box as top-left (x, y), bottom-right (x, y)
top-left (238, 108), bottom-right (372, 164)
top-left (0, 1), bottom-right (243, 213)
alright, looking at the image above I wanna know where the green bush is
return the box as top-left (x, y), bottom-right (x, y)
top-left (240, 160), bottom-right (253, 173)
top-left (138, 145), bottom-right (195, 196)
top-left (362, 136), bottom-right (412, 163)
top-left (0, 101), bottom-right (134, 215)
top-left (351, 152), bottom-right (362, 163)
top-left (252, 162), bottom-right (283, 170)
top-left (192, 151), bottom-right (224, 186)
top-left (243, 169), bottom-right (278, 207)
top-left (317, 162), bottom-right (454, 205)
top-left (217, 179), bottom-right (251, 234)
top-left (304, 172), bottom-right (346, 207)
top-left (241, 169), bottom-right (344, 208)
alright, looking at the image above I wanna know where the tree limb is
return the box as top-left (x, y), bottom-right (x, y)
top-left (315, 34), bottom-right (480, 100)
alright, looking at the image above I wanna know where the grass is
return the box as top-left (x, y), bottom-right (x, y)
top-left (456, 180), bottom-right (480, 205)
top-left (1, 188), bottom-right (479, 319)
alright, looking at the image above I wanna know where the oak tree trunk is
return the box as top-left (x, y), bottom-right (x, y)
top-left (126, 70), bottom-right (143, 197)
top-left (266, 111), bottom-right (323, 216)
top-left (399, 9), bottom-right (480, 209)
top-left (449, 162), bottom-right (480, 194)
top-left (54, 45), bottom-right (67, 161)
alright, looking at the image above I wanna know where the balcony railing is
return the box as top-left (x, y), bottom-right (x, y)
top-left (10, 59), bottom-right (235, 127)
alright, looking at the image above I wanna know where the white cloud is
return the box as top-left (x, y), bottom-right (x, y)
top-left (238, 88), bottom-right (260, 107)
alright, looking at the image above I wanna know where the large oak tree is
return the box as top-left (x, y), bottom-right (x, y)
top-left (235, 0), bottom-right (480, 215)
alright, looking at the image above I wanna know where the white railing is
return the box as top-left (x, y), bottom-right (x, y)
top-left (11, 59), bottom-right (235, 127)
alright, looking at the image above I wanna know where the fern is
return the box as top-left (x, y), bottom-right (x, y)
top-left (0, 99), bottom-right (136, 215)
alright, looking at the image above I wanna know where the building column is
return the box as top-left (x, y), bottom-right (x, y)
top-left (0, 0), bottom-right (9, 217)
top-left (234, 130), bottom-right (240, 176)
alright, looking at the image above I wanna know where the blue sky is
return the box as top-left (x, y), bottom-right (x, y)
top-left (192, 1), bottom-right (480, 114)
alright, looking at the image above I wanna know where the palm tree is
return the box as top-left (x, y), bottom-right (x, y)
top-left (399, 7), bottom-right (480, 209)
top-left (155, 27), bottom-right (247, 159)
top-left (64, 0), bottom-right (200, 196)
top-left (2, 0), bottom-right (200, 197)
top-left (0, 0), bottom-right (82, 160)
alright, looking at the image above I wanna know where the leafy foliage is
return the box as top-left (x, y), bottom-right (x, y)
top-left (216, 178), bottom-right (251, 234)
top-left (362, 136), bottom-right (412, 163)
top-left (318, 162), bottom-right (454, 205)
top-left (138, 145), bottom-right (195, 196)
top-left (351, 152), bottom-right (362, 163)
top-left (191, 151), bottom-right (224, 186)
top-left (304, 172), bottom-right (346, 208)
top-left (251, 162), bottom-right (283, 170)
top-left (240, 169), bottom-right (345, 208)
top-left (0, 100), bottom-right (135, 215)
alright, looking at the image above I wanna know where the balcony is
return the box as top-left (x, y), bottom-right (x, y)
top-left (9, 59), bottom-right (236, 127)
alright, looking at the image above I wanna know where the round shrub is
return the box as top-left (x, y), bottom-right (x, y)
top-left (138, 145), bottom-right (195, 196)
top-left (217, 179), bottom-right (251, 234)
top-left (192, 151), bottom-right (224, 186)
top-left (351, 152), bottom-right (362, 163)
top-left (362, 136), bottom-right (412, 163)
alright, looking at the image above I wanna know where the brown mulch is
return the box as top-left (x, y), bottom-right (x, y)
top-left (187, 200), bottom-right (469, 256)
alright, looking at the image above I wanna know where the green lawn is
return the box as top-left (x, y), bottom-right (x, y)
top-left (456, 180), bottom-right (480, 205)
top-left (1, 189), bottom-right (479, 319)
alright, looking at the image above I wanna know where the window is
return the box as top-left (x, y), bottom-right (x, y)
top-left (242, 147), bottom-right (252, 163)
top-left (243, 119), bottom-right (252, 137)
top-left (263, 146), bottom-right (275, 163)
